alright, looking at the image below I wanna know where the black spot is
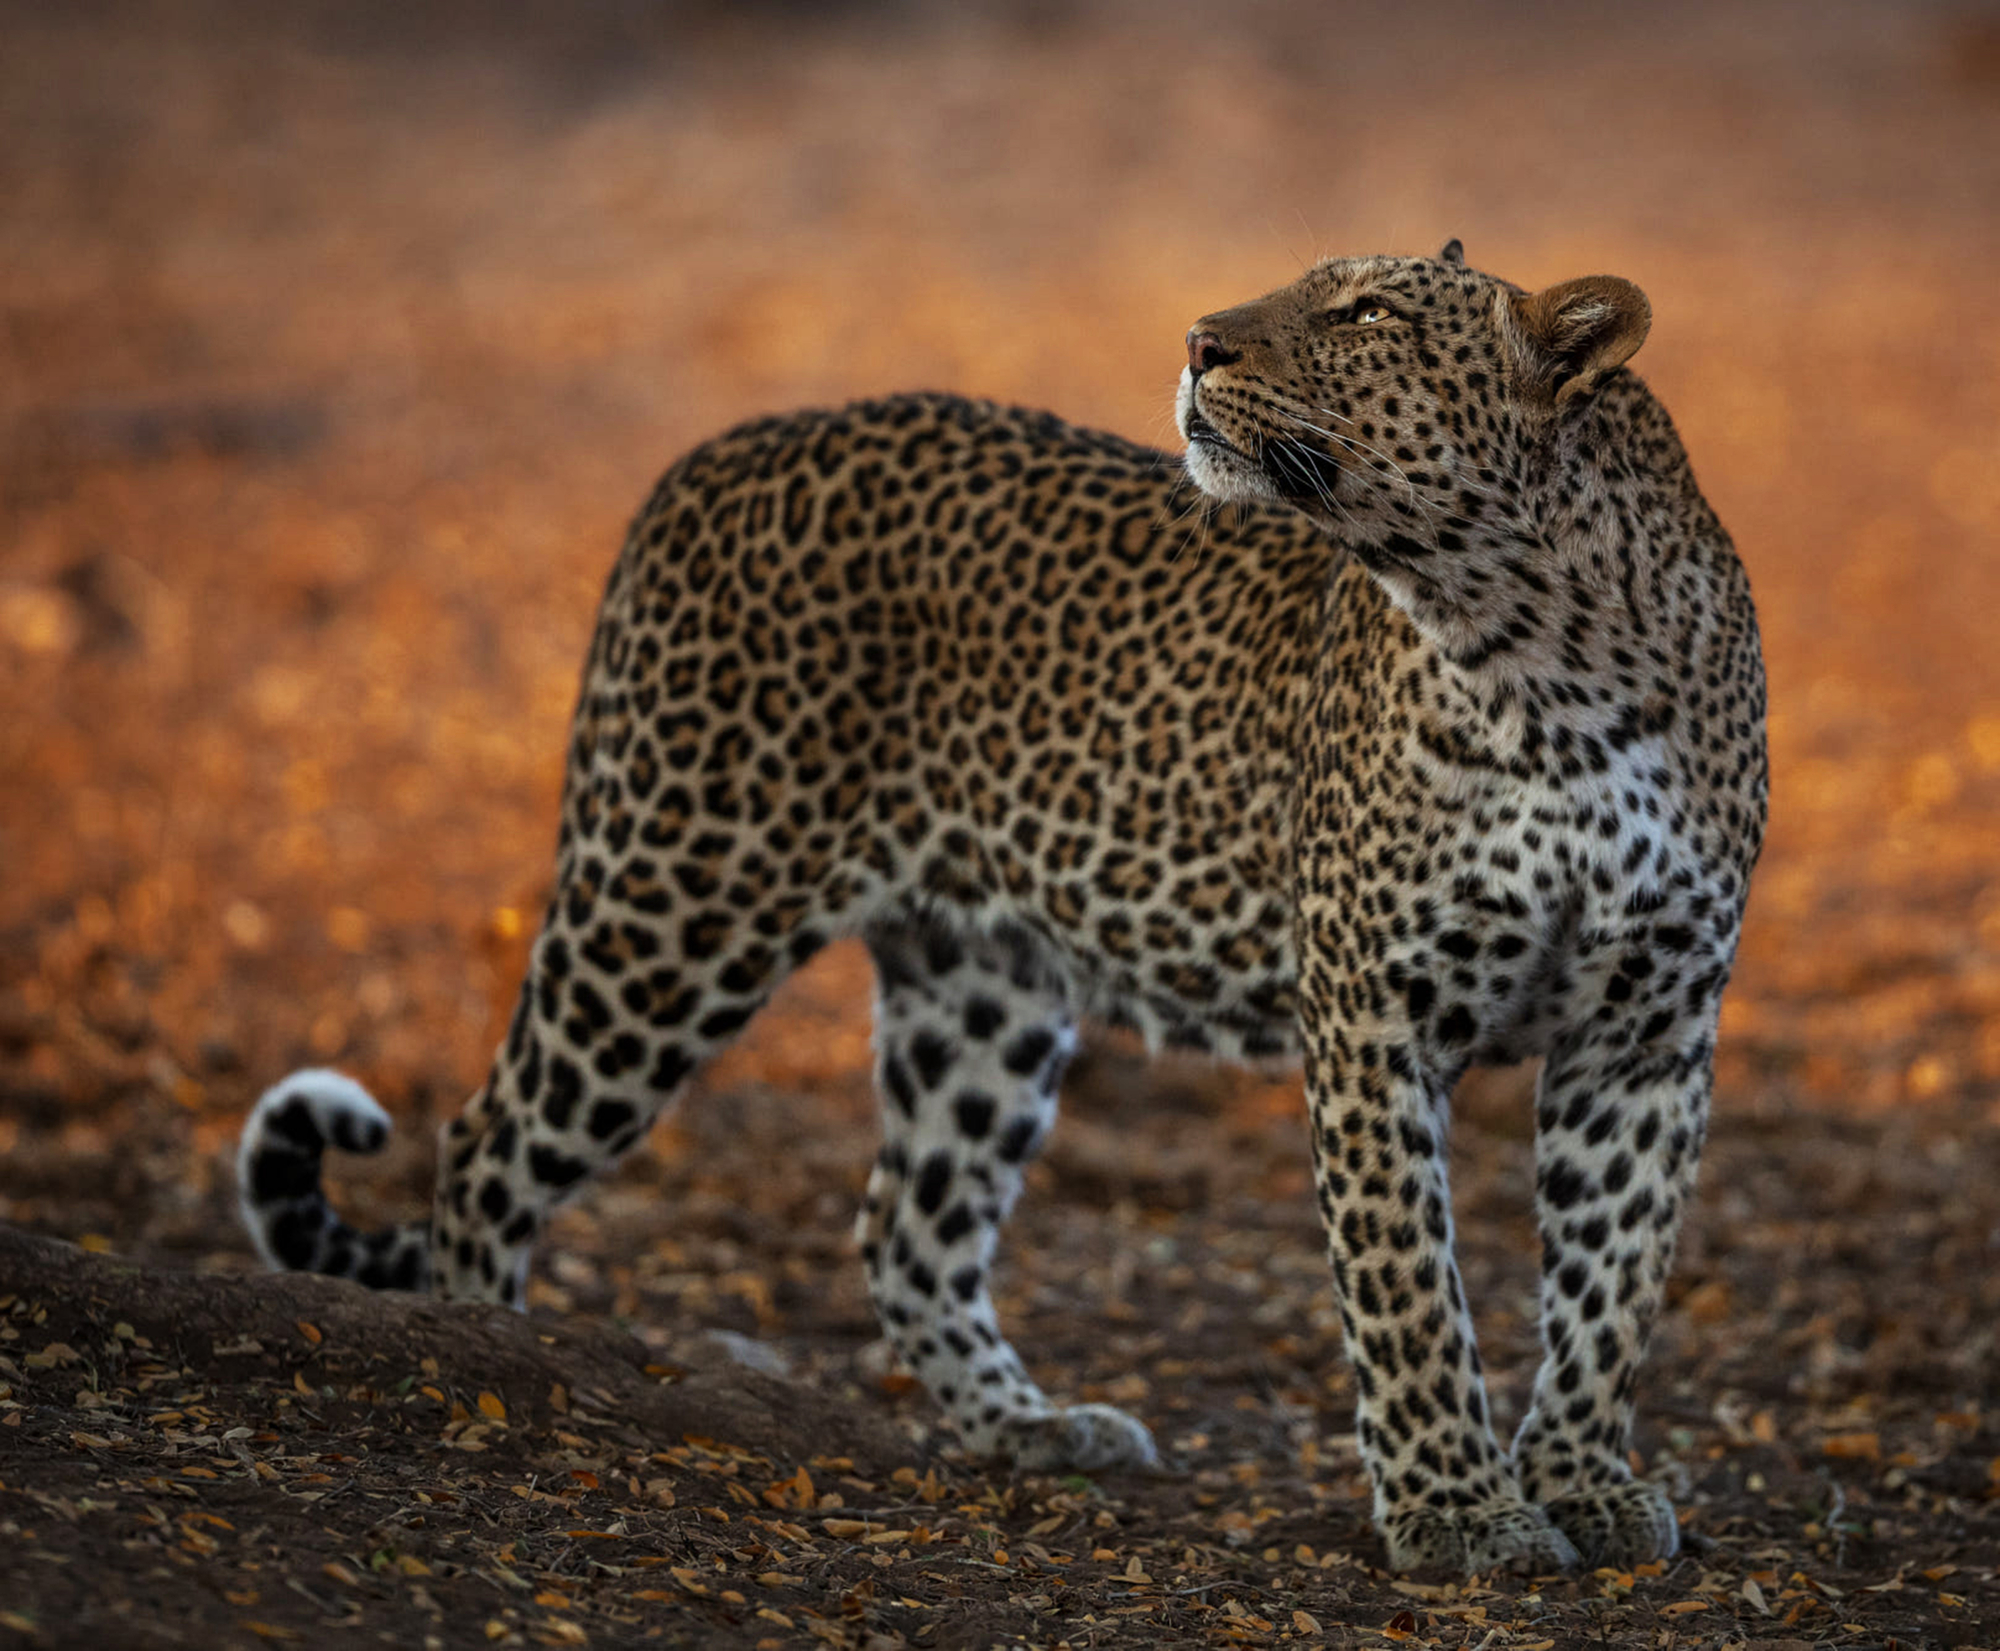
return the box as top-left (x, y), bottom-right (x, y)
top-left (388, 1245), bottom-right (425, 1291)
top-left (963, 997), bottom-right (1006, 1039)
top-left (996, 1116), bottom-right (1040, 1164)
top-left (488, 1116), bottom-right (520, 1163)
top-left (683, 912), bottom-right (732, 958)
top-left (698, 1003), bottom-right (755, 1040)
top-left (923, 928), bottom-right (965, 974)
top-left (871, 939), bottom-right (922, 992)
top-left (589, 1099), bottom-right (638, 1142)
top-left (650, 1043), bottom-right (695, 1090)
top-left (479, 1179), bottom-right (512, 1221)
top-left (249, 1148), bottom-right (317, 1203)
top-left (952, 1091), bottom-right (995, 1139)
top-left (544, 1057), bottom-right (582, 1128)
top-left (527, 1146), bottom-right (589, 1189)
top-left (570, 981), bottom-right (613, 1031)
top-left (914, 1151), bottom-right (953, 1216)
top-left (936, 1203), bottom-right (974, 1245)
top-left (910, 1029), bottom-right (953, 1089)
top-left (265, 1096), bottom-right (322, 1149)
top-left (882, 1055), bottom-right (917, 1117)
top-left (1000, 1027), bottom-right (1056, 1077)
top-left (592, 1031), bottom-right (645, 1078)
top-left (1438, 1004), bottom-right (1477, 1045)
top-left (1540, 1158), bottom-right (1588, 1211)
top-left (647, 983), bottom-right (701, 1027)
top-left (269, 1209), bottom-right (319, 1269)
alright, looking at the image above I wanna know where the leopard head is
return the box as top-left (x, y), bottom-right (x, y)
top-left (1177, 241), bottom-right (1652, 574)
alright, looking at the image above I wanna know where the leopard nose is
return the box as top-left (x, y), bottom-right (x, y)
top-left (1186, 329), bottom-right (1239, 373)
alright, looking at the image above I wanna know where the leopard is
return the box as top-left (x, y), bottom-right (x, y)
top-left (238, 239), bottom-right (1766, 1576)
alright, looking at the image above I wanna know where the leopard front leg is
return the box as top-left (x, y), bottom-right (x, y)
top-left (1299, 1015), bottom-right (1574, 1576)
top-left (1510, 1010), bottom-right (1717, 1567)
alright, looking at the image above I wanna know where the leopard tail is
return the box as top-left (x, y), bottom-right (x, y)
top-left (236, 1069), bottom-right (431, 1290)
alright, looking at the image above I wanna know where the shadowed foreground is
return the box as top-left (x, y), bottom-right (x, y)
top-left (2, 1067), bottom-right (1996, 1648)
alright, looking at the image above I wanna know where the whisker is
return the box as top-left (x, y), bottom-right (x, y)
top-left (1267, 406), bottom-right (1502, 532)
top-left (1270, 411), bottom-right (1445, 529)
top-left (1266, 434), bottom-right (1359, 533)
top-left (1158, 462), bottom-right (1221, 566)
top-left (1297, 402), bottom-right (1511, 509)
top-left (1149, 470), bottom-right (1211, 539)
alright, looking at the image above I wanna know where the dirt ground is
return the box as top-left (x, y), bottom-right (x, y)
top-left (2, 1), bottom-right (1998, 1647)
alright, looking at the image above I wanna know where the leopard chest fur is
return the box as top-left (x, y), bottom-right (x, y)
top-left (1376, 739), bottom-right (1698, 1075)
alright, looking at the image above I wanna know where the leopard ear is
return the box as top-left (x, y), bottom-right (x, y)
top-left (1501, 275), bottom-right (1651, 407)
top-left (1438, 238), bottom-right (1465, 266)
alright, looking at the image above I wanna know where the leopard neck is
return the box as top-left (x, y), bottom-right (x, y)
top-left (1354, 373), bottom-right (1734, 718)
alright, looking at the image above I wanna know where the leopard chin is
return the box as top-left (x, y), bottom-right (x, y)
top-left (1181, 433), bottom-right (1284, 506)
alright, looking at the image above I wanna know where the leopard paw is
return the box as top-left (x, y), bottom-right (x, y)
top-left (1543, 1478), bottom-right (1679, 1568)
top-left (994, 1404), bottom-right (1160, 1473)
top-left (1382, 1501), bottom-right (1579, 1577)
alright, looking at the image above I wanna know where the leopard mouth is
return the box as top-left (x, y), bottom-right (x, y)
top-left (1182, 407), bottom-right (1234, 450)
top-left (1183, 392), bottom-right (1343, 512)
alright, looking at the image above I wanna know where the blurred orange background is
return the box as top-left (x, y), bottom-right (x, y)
top-left (2, 0), bottom-right (1997, 1173)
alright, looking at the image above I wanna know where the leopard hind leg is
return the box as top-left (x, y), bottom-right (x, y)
top-left (240, 861), bottom-right (834, 1307)
top-left (858, 916), bottom-right (1159, 1473)
top-left (426, 890), bottom-right (829, 1304)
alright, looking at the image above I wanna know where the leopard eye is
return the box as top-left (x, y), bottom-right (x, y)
top-left (1329, 301), bottom-right (1393, 326)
